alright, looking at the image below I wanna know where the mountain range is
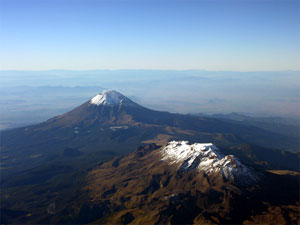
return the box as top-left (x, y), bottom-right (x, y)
top-left (0, 90), bottom-right (299, 224)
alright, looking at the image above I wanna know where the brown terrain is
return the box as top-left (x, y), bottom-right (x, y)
top-left (79, 144), bottom-right (300, 225)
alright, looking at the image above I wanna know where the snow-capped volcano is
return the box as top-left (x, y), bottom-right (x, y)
top-left (161, 141), bottom-right (259, 184)
top-left (84, 142), bottom-right (299, 225)
top-left (90, 90), bottom-right (134, 106)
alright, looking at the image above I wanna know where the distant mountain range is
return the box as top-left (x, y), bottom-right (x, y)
top-left (194, 112), bottom-right (300, 139)
top-left (1, 70), bottom-right (299, 117)
top-left (0, 90), bottom-right (299, 224)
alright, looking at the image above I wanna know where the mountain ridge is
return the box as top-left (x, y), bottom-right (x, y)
top-left (76, 143), bottom-right (298, 225)
top-left (161, 141), bottom-right (259, 185)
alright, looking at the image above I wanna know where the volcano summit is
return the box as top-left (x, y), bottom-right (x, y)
top-left (161, 141), bottom-right (259, 184)
top-left (90, 90), bottom-right (136, 106)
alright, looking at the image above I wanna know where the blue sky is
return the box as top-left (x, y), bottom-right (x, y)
top-left (0, 0), bottom-right (299, 71)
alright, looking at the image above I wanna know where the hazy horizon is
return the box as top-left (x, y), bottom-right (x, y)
top-left (1, 68), bottom-right (300, 72)
top-left (0, 69), bottom-right (299, 129)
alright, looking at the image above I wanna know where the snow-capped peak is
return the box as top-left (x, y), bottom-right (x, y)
top-left (160, 141), bottom-right (258, 184)
top-left (90, 90), bottom-right (128, 106)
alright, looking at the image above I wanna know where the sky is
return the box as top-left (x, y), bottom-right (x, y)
top-left (0, 0), bottom-right (299, 71)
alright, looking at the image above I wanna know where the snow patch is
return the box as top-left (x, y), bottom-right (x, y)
top-left (161, 141), bottom-right (258, 184)
top-left (90, 90), bottom-right (126, 106)
top-left (109, 126), bottom-right (129, 131)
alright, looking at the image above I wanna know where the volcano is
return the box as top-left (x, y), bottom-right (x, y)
top-left (77, 142), bottom-right (298, 225)
top-left (1, 91), bottom-right (299, 224)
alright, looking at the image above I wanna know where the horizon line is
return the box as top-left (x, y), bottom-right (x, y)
top-left (0, 69), bottom-right (299, 73)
